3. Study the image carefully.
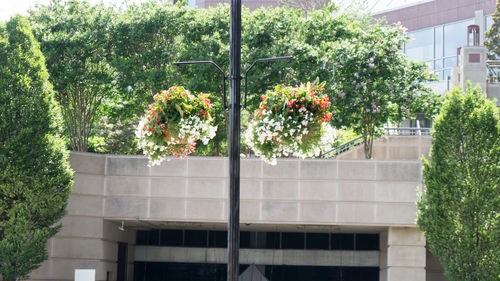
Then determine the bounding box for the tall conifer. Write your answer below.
[0,16,73,281]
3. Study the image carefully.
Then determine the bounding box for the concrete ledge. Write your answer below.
[68,150,424,226]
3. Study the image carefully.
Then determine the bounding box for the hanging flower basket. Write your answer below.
[244,81,336,165]
[136,86,217,166]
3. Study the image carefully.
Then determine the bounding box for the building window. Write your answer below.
[406,28,434,62]
[281,232,305,250]
[444,19,474,57]
[160,229,183,246]
[355,234,380,250]
[136,229,380,252]
[331,233,355,250]
[404,18,476,80]
[485,15,493,32]
[306,233,330,250]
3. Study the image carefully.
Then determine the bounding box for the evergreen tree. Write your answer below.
[417,84,500,281]
[0,16,73,281]
[485,0,500,59]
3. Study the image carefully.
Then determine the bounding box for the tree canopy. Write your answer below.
[485,0,500,60]
[417,84,500,281]
[27,0,439,156]
[328,18,440,158]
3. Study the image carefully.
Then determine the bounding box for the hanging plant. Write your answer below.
[244,81,336,165]
[136,86,217,165]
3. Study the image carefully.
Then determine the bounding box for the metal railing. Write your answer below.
[487,60,500,83]
[321,127,432,158]
[321,136,363,158]
[385,127,431,135]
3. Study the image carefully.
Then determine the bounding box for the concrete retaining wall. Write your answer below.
[27,136,449,281]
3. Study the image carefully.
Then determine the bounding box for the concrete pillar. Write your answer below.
[379,231,388,281]
[458,46,488,91]
[386,227,426,281]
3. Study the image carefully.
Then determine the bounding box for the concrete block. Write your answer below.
[241,179,262,200]
[241,159,262,179]
[187,157,226,178]
[387,267,426,281]
[106,177,149,197]
[29,258,113,281]
[58,216,103,238]
[67,194,103,217]
[340,250,379,267]
[72,174,105,196]
[261,201,299,222]
[149,198,186,219]
[52,237,105,259]
[386,136,419,145]
[263,160,299,179]
[149,158,187,177]
[104,197,148,218]
[338,161,376,180]
[187,178,226,199]
[262,180,298,200]
[241,200,261,221]
[106,156,149,177]
[299,181,337,201]
[185,199,225,220]
[376,203,417,224]
[299,160,337,180]
[380,269,387,281]
[101,240,118,261]
[388,227,426,246]
[299,202,336,223]
[150,178,187,198]
[380,231,388,268]
[375,182,418,202]
[336,202,375,224]
[388,146,419,160]
[376,161,421,181]
[388,245,426,267]
[337,182,375,202]
[69,152,105,175]
[372,146,389,160]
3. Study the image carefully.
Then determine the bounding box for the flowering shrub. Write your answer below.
[244,81,336,164]
[136,86,217,165]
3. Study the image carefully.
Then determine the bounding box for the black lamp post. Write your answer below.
[173,2,292,280]
[227,0,242,280]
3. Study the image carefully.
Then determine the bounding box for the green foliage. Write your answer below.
[0,16,73,281]
[417,84,500,281]
[328,19,440,158]
[27,1,439,157]
[485,1,500,60]
[30,0,118,152]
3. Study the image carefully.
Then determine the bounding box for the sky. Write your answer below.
[0,0,428,22]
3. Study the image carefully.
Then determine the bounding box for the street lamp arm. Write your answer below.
[243,56,293,108]
[173,60,228,108]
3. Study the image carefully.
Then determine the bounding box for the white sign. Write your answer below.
[75,269,95,281]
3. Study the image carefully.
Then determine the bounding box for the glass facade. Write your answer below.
[136,229,380,251]
[403,17,494,80]
[486,15,493,32]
